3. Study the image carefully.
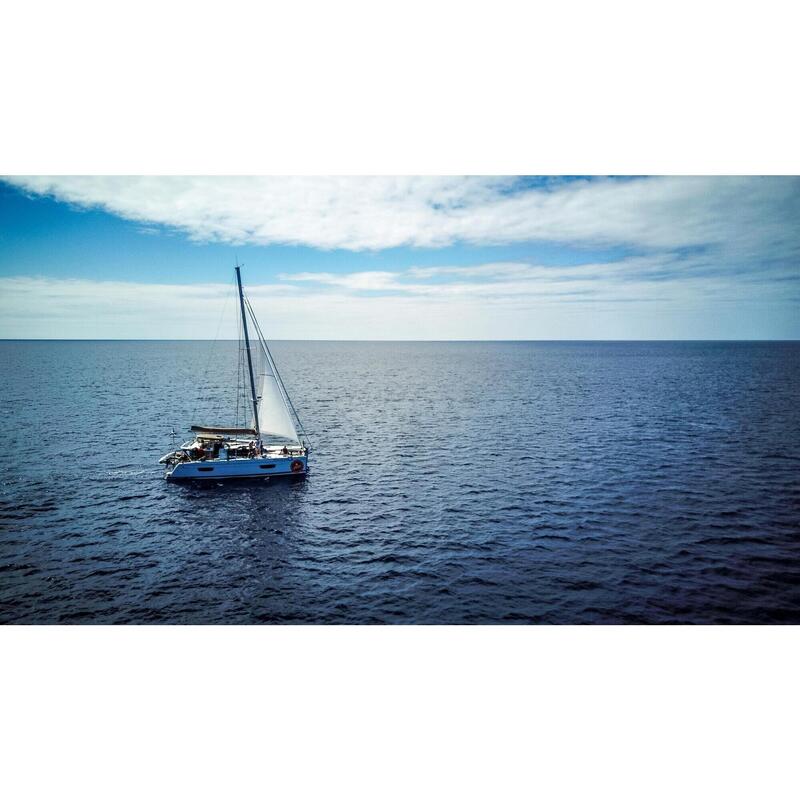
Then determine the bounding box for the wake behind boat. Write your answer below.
[159,264,309,482]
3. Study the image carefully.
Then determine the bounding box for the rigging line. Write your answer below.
[243,293,311,447]
[238,304,248,428]
[187,272,237,431]
[234,302,244,428]
[210,274,240,426]
[235,264,260,440]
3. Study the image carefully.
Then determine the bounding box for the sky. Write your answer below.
[0,175,798,339]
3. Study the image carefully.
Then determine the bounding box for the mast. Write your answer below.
[235,262,260,440]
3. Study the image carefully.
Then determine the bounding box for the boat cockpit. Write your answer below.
[159,434,306,466]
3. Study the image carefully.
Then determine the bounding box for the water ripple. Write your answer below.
[1,340,799,623]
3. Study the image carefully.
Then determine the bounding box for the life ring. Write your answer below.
[290,459,304,473]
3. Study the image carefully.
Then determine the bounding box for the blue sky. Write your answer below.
[0,176,798,339]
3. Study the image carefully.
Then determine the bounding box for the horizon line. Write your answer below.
[2,338,799,344]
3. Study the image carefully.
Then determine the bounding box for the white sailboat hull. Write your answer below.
[165,455,308,482]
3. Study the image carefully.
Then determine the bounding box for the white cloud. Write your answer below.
[2,255,796,340]
[276,252,798,302]
[280,271,401,291]
[5,176,799,262]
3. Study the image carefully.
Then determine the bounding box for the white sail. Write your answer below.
[256,371,300,442]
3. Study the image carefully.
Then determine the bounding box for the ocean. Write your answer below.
[1,340,798,624]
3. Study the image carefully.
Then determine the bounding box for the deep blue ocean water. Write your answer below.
[1,340,799,624]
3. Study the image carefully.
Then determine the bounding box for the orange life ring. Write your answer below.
[290,459,304,473]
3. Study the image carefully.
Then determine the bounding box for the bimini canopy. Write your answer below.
[190,425,257,436]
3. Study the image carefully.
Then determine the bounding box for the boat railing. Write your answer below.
[193,449,306,463]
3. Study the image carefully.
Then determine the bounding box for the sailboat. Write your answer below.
[159,264,309,482]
